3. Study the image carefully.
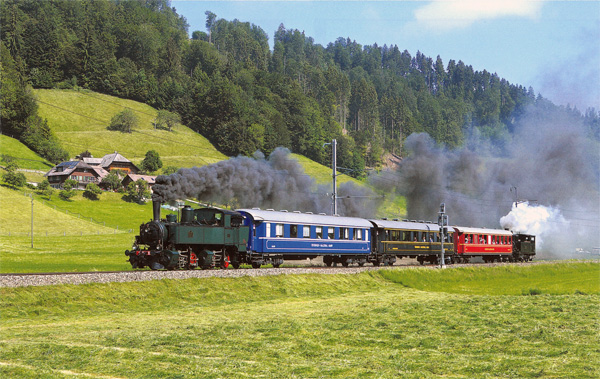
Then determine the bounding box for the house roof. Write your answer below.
[45,160,109,179]
[82,157,102,165]
[100,152,132,167]
[123,174,157,185]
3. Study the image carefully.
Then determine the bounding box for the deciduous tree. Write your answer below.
[140,150,162,173]
[107,109,138,133]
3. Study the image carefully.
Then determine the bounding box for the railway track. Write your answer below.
[0,261,542,288]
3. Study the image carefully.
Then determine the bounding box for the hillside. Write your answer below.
[0,135,53,171]
[33,88,380,194]
[34,89,228,169]
[0,186,120,236]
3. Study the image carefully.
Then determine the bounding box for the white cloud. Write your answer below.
[414,0,545,30]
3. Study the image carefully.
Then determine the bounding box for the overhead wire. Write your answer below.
[36,97,599,223]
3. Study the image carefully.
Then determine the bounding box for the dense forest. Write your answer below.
[2,0,598,172]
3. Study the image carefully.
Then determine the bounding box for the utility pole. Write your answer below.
[323,139,338,215]
[332,139,337,216]
[438,203,448,268]
[510,186,518,207]
[30,194,34,248]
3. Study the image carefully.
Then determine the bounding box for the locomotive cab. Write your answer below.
[513,233,536,261]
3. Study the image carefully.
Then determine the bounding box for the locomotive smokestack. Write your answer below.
[153,199,161,222]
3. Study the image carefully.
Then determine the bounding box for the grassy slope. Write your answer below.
[291,153,359,186]
[0,186,184,273]
[34,89,227,168]
[34,89,406,214]
[0,186,119,236]
[0,135,53,171]
[0,263,598,378]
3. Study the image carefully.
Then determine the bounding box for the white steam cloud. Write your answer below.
[500,202,567,250]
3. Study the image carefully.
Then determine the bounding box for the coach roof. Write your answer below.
[237,209,372,228]
[452,226,512,235]
[369,219,435,231]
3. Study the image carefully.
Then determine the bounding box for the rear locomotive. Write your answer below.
[125,201,250,270]
[512,233,536,262]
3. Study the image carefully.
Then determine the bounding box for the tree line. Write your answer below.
[1,0,598,174]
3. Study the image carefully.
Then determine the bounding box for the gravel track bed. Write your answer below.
[0,261,550,288]
[0,266,389,288]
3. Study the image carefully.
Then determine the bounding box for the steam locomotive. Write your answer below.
[125,200,536,270]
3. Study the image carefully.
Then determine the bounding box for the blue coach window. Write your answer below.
[290,224,298,238]
[302,225,310,238]
[327,227,334,239]
[355,229,363,240]
[316,226,323,239]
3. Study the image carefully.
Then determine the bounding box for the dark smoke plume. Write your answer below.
[370,105,600,257]
[153,147,381,218]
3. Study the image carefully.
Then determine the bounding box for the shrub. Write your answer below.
[59,179,78,201]
[2,162,27,188]
[101,171,122,191]
[83,182,102,200]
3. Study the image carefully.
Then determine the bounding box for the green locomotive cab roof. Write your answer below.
[194,207,245,226]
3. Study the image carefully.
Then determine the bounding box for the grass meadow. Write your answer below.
[34,89,227,168]
[1,262,598,378]
[0,135,53,171]
[0,187,163,273]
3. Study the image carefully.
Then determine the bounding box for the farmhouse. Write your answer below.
[44,160,109,189]
[44,151,141,189]
[98,151,140,174]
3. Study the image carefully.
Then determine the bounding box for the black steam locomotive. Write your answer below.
[125,201,249,270]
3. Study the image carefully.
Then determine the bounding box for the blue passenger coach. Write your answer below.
[237,208,373,268]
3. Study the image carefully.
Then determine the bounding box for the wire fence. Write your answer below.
[1,193,135,237]
[1,229,133,237]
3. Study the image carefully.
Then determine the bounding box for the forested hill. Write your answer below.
[2,0,598,173]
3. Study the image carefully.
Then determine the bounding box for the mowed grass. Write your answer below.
[379,261,600,295]
[0,263,598,378]
[0,135,53,171]
[34,89,227,168]
[0,234,133,272]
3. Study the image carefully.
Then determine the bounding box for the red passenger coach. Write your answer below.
[453,227,513,263]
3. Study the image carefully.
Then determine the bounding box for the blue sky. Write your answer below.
[172,1,600,111]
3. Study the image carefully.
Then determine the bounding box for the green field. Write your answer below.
[0,186,179,273]
[34,89,227,168]
[0,135,53,171]
[0,262,598,378]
